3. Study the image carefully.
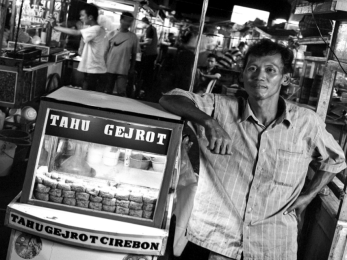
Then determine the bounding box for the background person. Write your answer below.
[159,39,346,260]
[50,4,107,91]
[195,53,221,94]
[238,41,248,56]
[104,12,138,96]
[139,17,158,96]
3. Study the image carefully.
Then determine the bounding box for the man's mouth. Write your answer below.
[253,84,267,89]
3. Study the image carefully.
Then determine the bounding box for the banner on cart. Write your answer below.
[45,109,172,155]
[8,212,164,255]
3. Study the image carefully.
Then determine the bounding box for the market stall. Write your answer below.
[4,87,183,259]
[0,0,70,108]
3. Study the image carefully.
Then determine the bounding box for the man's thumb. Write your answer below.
[284,206,294,215]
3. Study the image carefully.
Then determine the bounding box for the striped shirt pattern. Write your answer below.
[167,89,346,260]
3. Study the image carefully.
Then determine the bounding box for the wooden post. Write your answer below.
[188,0,209,92]
[316,67,336,121]
[0,0,9,48]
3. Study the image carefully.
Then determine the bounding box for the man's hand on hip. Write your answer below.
[284,170,337,222]
[283,194,313,222]
[204,119,233,155]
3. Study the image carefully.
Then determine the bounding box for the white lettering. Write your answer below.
[157,134,166,145]
[50,114,60,126]
[135,130,145,141]
[124,128,134,139]
[115,126,125,137]
[81,120,90,131]
[104,125,114,135]
[145,131,155,143]
[60,116,68,128]
[70,118,80,130]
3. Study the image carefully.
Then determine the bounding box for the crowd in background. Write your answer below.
[1,3,261,102]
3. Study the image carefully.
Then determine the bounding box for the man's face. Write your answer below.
[233,54,242,62]
[120,16,134,30]
[80,10,90,25]
[207,57,216,68]
[243,54,289,101]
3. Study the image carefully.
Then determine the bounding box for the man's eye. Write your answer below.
[266,68,276,73]
[247,67,256,72]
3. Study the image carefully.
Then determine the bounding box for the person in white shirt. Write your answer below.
[104,12,139,96]
[50,4,107,91]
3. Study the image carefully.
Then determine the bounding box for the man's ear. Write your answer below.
[282,73,291,86]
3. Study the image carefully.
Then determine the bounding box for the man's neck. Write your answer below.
[89,21,97,26]
[248,96,280,127]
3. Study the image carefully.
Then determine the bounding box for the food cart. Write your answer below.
[4,87,183,259]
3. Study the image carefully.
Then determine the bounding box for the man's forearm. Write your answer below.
[303,170,336,199]
[140,39,152,46]
[202,74,219,80]
[130,55,136,70]
[159,95,213,127]
[53,26,81,36]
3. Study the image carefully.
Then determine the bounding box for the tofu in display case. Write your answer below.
[20,87,183,228]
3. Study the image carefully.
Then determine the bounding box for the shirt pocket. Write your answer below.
[274,147,306,189]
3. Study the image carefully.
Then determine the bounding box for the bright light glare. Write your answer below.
[87,0,134,12]
[231,6,270,25]
[273,18,287,24]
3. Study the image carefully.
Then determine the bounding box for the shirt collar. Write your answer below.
[241,97,292,128]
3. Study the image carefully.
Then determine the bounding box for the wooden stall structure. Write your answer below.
[294,2,347,259]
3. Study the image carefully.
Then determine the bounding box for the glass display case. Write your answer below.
[19,87,183,229]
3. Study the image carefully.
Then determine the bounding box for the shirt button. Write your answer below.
[247,207,252,213]
[262,149,265,152]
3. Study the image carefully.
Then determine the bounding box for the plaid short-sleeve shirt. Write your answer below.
[166,89,346,260]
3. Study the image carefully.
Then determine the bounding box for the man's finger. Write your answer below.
[220,143,227,155]
[226,143,233,155]
[213,139,222,154]
[208,138,216,151]
[284,205,296,215]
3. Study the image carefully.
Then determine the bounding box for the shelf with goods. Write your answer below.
[317,20,347,121]
[294,0,347,20]
[8,0,69,48]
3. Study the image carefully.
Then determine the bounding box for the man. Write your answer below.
[160,39,346,260]
[104,12,138,96]
[51,4,107,91]
[195,53,221,94]
[238,41,248,56]
[139,17,158,94]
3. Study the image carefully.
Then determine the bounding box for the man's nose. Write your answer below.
[253,68,266,80]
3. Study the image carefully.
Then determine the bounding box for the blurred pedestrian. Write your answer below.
[104,12,138,96]
[139,17,158,95]
[50,4,107,91]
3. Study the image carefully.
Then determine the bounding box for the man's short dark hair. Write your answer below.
[243,39,294,74]
[141,17,150,25]
[207,53,217,60]
[121,12,134,20]
[83,4,99,22]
